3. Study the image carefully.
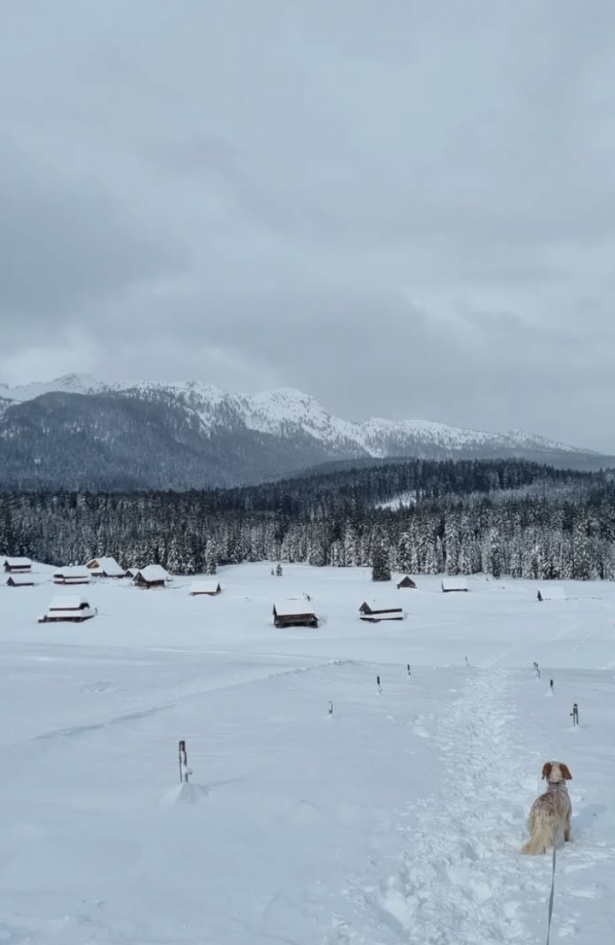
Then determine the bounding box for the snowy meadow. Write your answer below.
[1,564,615,944]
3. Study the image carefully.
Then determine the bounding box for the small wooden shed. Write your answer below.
[537,586,566,602]
[441,577,469,593]
[6,573,35,587]
[3,557,32,574]
[189,580,222,596]
[39,596,96,623]
[53,566,91,586]
[359,601,404,622]
[132,565,169,589]
[86,556,126,578]
[397,576,417,589]
[273,599,318,628]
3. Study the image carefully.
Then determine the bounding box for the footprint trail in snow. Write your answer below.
[325,670,582,944]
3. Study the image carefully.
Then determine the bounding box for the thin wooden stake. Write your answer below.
[178,739,189,783]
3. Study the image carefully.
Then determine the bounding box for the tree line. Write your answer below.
[2,458,615,580]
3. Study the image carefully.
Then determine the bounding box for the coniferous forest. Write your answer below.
[2,458,615,580]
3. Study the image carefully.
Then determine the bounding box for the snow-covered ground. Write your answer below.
[1,564,614,944]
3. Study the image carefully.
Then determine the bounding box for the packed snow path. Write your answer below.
[324,668,607,945]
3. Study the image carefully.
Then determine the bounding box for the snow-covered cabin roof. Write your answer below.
[273,599,316,617]
[53,566,91,580]
[537,585,566,601]
[134,565,169,583]
[3,556,32,569]
[48,595,90,610]
[189,580,221,595]
[441,577,469,591]
[359,600,403,614]
[41,595,95,621]
[6,573,34,586]
[86,556,125,577]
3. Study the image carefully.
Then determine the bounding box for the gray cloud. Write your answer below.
[0,144,183,326]
[1,1,615,451]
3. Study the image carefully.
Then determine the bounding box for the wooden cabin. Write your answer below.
[2,556,32,574]
[359,601,404,622]
[537,586,566,602]
[53,566,91,586]
[189,580,222,596]
[86,556,126,578]
[6,573,35,587]
[132,565,169,589]
[39,596,96,623]
[397,576,417,589]
[441,577,469,593]
[273,599,318,629]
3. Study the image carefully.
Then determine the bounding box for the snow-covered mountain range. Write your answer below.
[0,373,608,491]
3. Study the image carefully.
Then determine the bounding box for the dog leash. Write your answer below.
[545,837,557,945]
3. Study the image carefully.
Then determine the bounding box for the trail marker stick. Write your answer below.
[178,739,190,783]
[376,675,381,693]
[328,700,334,715]
[407,664,411,676]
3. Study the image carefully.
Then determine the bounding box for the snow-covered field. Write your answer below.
[1,564,614,944]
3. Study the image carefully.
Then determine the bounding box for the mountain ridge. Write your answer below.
[0,372,596,454]
[0,374,610,491]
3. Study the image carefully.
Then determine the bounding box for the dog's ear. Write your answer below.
[542,762,552,780]
[560,763,572,780]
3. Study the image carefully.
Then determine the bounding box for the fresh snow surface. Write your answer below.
[1,563,614,944]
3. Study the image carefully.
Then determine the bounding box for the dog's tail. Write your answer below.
[521,817,557,855]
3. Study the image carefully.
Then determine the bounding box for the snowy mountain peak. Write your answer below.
[0,374,596,468]
[1,372,102,402]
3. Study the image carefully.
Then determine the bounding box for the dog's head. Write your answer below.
[542,761,572,783]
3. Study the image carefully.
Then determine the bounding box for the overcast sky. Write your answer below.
[2,2,615,451]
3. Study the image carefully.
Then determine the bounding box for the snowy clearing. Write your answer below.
[1,564,614,944]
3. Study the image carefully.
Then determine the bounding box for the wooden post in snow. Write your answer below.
[178,740,190,783]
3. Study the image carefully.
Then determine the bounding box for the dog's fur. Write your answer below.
[521,761,572,855]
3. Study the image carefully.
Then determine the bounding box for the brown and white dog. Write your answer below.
[521,761,572,855]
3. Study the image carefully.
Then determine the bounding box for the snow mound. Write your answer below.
[159,782,209,807]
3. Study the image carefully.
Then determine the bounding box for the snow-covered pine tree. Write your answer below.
[371,542,391,582]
